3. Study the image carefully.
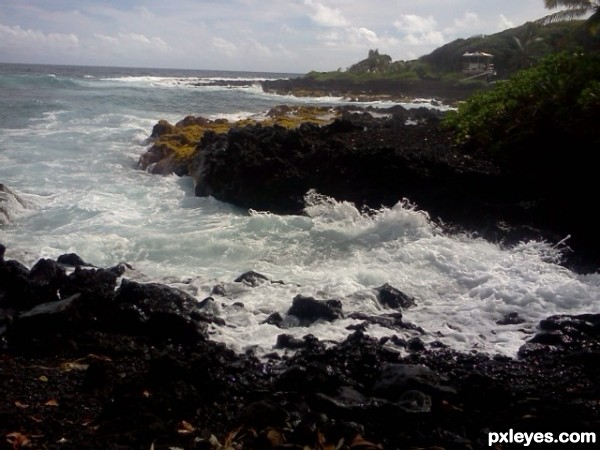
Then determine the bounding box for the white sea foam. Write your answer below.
[197,198,600,357]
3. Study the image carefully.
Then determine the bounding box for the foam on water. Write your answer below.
[194,200,600,357]
[1,63,599,359]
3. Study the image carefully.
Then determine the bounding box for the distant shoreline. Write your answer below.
[259,76,489,106]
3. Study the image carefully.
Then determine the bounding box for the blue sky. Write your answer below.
[0,0,559,73]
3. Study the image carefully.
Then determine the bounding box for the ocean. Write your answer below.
[1,62,599,358]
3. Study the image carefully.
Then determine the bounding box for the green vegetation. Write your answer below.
[303,19,599,85]
[305,60,433,83]
[436,6,600,161]
[442,51,600,155]
[421,20,599,76]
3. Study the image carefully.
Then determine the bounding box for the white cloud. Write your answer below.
[453,11,481,30]
[314,25,398,53]
[94,33,118,45]
[212,37,238,56]
[91,32,169,52]
[393,14,444,47]
[0,23,78,50]
[315,29,340,47]
[498,14,515,31]
[280,23,296,34]
[356,27,377,43]
[123,32,151,45]
[348,27,399,47]
[402,31,445,46]
[133,6,154,19]
[86,32,170,64]
[304,0,349,27]
[394,14,438,34]
[276,43,293,58]
[245,38,272,57]
[0,0,562,72]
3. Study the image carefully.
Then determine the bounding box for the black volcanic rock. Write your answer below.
[375,283,415,309]
[111,279,210,344]
[57,252,91,267]
[2,247,600,449]
[188,109,599,271]
[259,76,481,104]
[190,111,474,216]
[234,270,270,287]
[0,257,65,309]
[287,294,343,325]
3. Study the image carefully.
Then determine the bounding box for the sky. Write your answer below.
[0,0,559,73]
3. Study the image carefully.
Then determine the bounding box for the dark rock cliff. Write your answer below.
[188,108,598,272]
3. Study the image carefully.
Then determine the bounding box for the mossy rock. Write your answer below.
[139,108,342,175]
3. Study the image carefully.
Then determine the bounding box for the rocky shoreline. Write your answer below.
[2,94,599,449]
[140,104,599,273]
[259,77,486,105]
[2,244,600,449]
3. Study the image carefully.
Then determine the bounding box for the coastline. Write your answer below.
[139,102,599,273]
[1,243,599,449]
[258,76,488,106]
[2,73,600,449]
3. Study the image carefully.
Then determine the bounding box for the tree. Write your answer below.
[540,0,600,32]
[348,49,392,73]
[511,23,545,70]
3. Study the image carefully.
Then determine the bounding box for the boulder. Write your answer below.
[0,258,33,308]
[0,257,62,309]
[6,294,82,350]
[521,313,600,355]
[275,333,313,349]
[374,283,415,309]
[150,119,177,138]
[112,279,209,343]
[234,270,269,287]
[60,266,118,303]
[348,311,425,334]
[30,258,66,285]
[57,253,91,267]
[287,294,343,325]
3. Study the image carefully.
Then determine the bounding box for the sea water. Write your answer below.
[1,62,599,357]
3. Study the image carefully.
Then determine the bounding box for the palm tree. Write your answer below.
[539,0,600,32]
[512,23,545,69]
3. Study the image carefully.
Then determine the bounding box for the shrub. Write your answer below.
[443,51,600,156]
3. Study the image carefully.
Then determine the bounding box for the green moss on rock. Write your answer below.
[139,107,342,176]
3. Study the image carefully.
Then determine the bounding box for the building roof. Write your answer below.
[462,51,494,58]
